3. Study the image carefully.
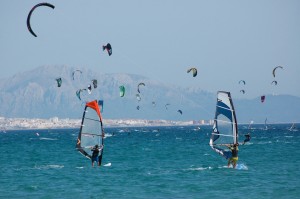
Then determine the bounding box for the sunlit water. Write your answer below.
[1,124,299,199]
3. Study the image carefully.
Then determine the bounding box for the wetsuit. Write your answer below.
[228,145,238,165]
[243,134,251,145]
[91,147,99,163]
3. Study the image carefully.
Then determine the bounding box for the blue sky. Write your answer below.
[1,0,299,99]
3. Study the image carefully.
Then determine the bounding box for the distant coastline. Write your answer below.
[0,117,212,131]
[1,117,297,131]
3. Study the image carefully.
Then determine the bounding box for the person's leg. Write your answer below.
[228,159,231,167]
[233,159,237,169]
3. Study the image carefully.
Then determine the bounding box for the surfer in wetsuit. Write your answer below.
[91,145,100,167]
[243,133,251,145]
[226,143,239,169]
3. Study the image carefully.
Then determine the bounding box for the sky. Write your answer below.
[0,0,299,99]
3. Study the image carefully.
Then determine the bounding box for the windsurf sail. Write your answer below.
[209,91,238,159]
[264,118,268,130]
[248,120,254,129]
[289,123,297,131]
[76,100,104,160]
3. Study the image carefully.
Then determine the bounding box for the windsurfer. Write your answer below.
[243,133,251,145]
[91,144,104,167]
[91,145,100,167]
[226,143,239,169]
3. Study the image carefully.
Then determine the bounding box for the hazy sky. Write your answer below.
[1,0,299,99]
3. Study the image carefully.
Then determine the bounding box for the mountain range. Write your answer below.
[0,65,299,124]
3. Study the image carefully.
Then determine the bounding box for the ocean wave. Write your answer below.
[34,164,64,170]
[39,137,58,141]
[186,166,212,171]
[218,164,248,170]
[257,141,272,145]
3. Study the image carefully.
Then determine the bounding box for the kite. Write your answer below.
[187,67,197,77]
[103,43,112,56]
[27,3,55,37]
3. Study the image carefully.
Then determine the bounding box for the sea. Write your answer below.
[1,124,299,199]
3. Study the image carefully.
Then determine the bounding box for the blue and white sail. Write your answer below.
[76,100,104,159]
[209,91,238,159]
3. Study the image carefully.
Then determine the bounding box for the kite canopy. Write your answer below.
[27,2,55,37]
[55,77,62,87]
[136,94,141,101]
[92,79,98,88]
[137,83,145,93]
[103,43,112,56]
[76,89,86,100]
[165,103,170,110]
[87,85,92,94]
[187,67,197,77]
[271,80,278,85]
[119,86,125,97]
[261,95,266,103]
[272,66,283,78]
[72,69,82,80]
[239,80,246,85]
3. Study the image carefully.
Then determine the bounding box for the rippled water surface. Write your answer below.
[1,124,299,199]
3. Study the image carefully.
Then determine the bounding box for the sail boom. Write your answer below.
[211,133,235,137]
[82,133,102,136]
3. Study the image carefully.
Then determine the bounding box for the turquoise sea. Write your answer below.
[1,124,299,199]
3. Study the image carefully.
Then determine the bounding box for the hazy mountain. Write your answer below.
[0,65,299,123]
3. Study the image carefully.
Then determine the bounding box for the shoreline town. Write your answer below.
[0,117,212,131]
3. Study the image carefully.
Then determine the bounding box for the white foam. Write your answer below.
[39,137,58,141]
[48,165,64,169]
[257,141,272,144]
[220,164,248,170]
[103,162,111,167]
[236,163,248,170]
[187,166,212,171]
[34,164,64,170]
